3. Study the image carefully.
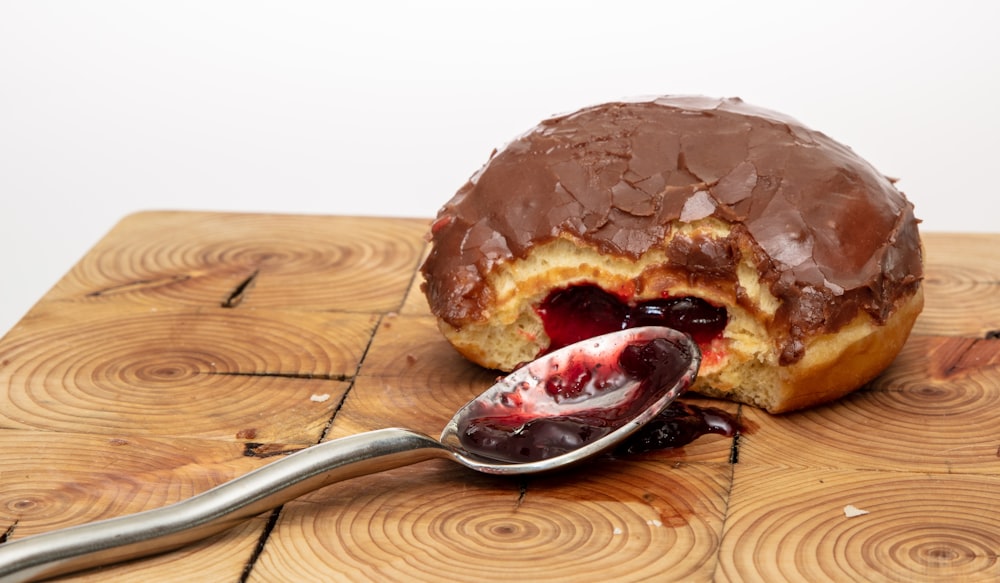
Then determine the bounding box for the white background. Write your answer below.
[2,1,998,337]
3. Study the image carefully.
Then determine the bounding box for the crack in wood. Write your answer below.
[514,480,528,509]
[211,371,352,382]
[940,336,1000,378]
[221,270,259,308]
[0,519,17,543]
[986,330,1000,340]
[242,442,306,458]
[86,274,191,297]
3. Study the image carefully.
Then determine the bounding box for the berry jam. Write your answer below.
[615,402,737,455]
[537,285,727,351]
[458,337,693,463]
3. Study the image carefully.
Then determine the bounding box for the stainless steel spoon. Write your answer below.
[0,326,699,583]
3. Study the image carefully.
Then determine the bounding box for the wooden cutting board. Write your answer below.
[1,211,998,582]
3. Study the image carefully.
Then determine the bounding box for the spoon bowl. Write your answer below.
[441,325,700,472]
[0,326,699,583]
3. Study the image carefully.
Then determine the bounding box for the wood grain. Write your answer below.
[399,245,433,317]
[0,303,367,441]
[0,429,273,581]
[915,232,1000,337]
[0,213,998,582]
[738,336,1000,473]
[719,467,1000,583]
[43,211,429,313]
[251,460,734,583]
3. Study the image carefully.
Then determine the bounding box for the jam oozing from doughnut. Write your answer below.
[458,337,691,463]
[537,285,728,352]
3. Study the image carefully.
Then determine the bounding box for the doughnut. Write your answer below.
[420,96,923,413]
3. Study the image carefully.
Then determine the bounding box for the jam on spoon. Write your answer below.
[457,334,709,463]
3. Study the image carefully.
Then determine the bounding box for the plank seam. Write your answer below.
[515,480,528,510]
[237,313,386,579]
[396,236,431,313]
[238,508,283,583]
[317,313,385,443]
[710,403,743,581]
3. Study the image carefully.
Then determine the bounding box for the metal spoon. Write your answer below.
[0,326,699,582]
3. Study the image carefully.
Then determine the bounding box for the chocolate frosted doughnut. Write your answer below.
[421,96,923,412]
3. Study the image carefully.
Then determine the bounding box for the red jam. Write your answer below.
[615,402,737,455]
[458,338,692,463]
[456,287,738,464]
[537,285,727,352]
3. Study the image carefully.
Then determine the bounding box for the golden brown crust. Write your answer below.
[696,287,923,412]
[431,225,923,413]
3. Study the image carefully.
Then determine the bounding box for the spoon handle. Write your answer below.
[0,428,450,583]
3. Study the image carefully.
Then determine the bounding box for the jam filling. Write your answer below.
[458,337,692,463]
[457,286,739,464]
[536,284,728,352]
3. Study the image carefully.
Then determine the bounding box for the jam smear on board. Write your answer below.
[615,402,737,456]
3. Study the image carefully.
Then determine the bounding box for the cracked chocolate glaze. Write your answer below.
[421,96,923,364]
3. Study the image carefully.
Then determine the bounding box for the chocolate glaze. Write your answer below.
[421,96,923,364]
